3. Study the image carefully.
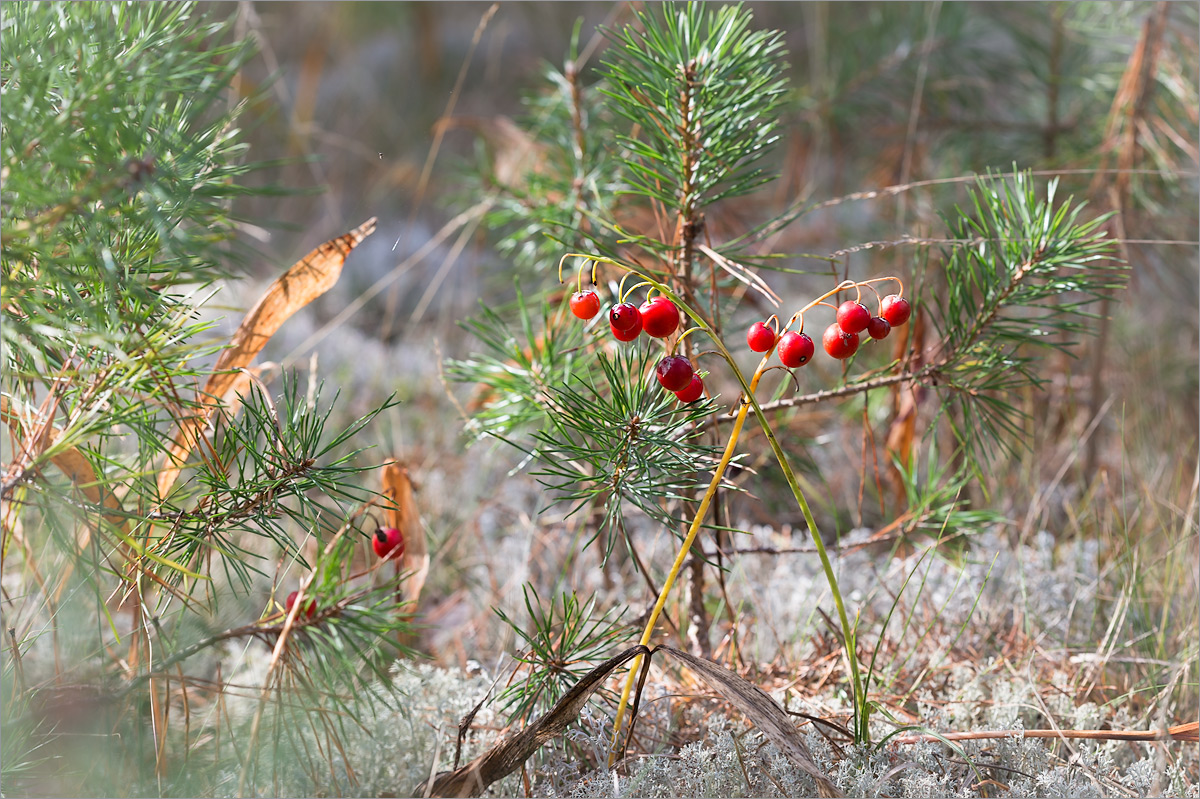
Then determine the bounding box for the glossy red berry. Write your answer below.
[569,289,601,320]
[836,301,871,335]
[823,323,860,359]
[746,322,776,353]
[674,374,704,403]
[777,331,814,368]
[655,355,694,392]
[866,316,891,340]
[880,295,912,327]
[609,303,642,341]
[373,526,404,560]
[285,590,316,618]
[638,296,680,338]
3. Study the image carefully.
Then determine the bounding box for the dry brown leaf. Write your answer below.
[382,460,429,604]
[885,312,926,506]
[660,646,842,798]
[156,218,377,498]
[417,646,647,798]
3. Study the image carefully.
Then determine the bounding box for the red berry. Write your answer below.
[285,591,316,618]
[373,526,404,560]
[746,322,776,353]
[655,355,693,392]
[880,295,912,327]
[777,331,814,368]
[836,301,871,335]
[673,374,704,403]
[609,303,642,339]
[610,318,642,341]
[823,323,860,359]
[866,316,891,340]
[569,289,601,320]
[638,296,680,338]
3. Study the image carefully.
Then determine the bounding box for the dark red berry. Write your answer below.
[777,331,814,368]
[880,295,912,327]
[610,317,642,341]
[638,296,680,338]
[866,316,891,340]
[836,301,871,335]
[373,526,404,560]
[655,355,693,392]
[746,322,776,353]
[285,590,316,618]
[609,302,642,337]
[823,323,860,359]
[674,375,704,403]
[569,289,601,320]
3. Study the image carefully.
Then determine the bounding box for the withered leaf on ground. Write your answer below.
[156,218,377,498]
[416,645,647,798]
[660,646,843,798]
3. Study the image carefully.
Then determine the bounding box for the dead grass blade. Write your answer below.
[382,460,429,604]
[696,243,782,308]
[417,645,647,798]
[659,645,842,798]
[156,218,377,498]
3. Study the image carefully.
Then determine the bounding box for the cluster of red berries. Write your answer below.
[281,526,404,622]
[745,294,912,366]
[570,288,705,404]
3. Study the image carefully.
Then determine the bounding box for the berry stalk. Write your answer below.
[561,254,867,756]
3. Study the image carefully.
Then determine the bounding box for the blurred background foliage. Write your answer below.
[2,1,1197,795]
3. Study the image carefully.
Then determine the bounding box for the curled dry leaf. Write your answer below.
[382,459,429,604]
[156,218,377,498]
[659,646,842,798]
[417,646,647,798]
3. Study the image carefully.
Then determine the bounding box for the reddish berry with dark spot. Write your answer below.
[373,526,404,560]
[823,323,860,359]
[777,331,814,368]
[655,355,694,392]
[638,296,680,338]
[569,289,601,320]
[746,322,776,353]
[674,374,705,403]
[285,591,316,619]
[609,303,642,340]
[866,316,891,340]
[880,295,912,327]
[836,301,871,335]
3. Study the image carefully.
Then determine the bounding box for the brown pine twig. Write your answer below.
[893,720,1199,745]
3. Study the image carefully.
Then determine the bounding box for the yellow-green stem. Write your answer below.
[608,361,766,760]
